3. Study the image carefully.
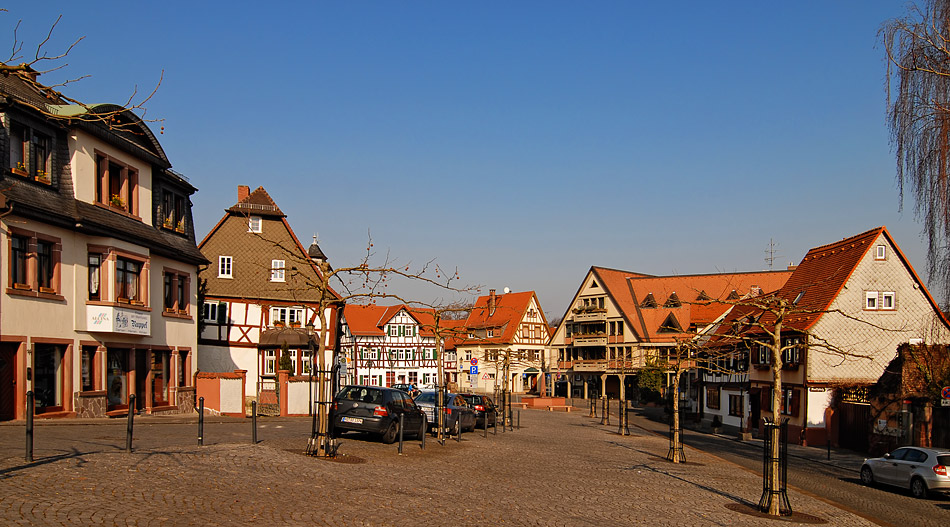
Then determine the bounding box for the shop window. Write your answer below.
[107,349,128,407]
[33,344,64,411]
[81,346,98,392]
[151,352,170,406]
[95,153,138,215]
[178,350,190,387]
[706,386,720,410]
[728,394,743,417]
[115,257,144,304]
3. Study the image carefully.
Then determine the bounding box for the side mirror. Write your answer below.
[883,453,892,459]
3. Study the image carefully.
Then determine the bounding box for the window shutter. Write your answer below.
[217,302,228,324]
[760,388,771,411]
[790,389,801,417]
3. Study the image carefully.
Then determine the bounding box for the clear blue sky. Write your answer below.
[8,2,929,318]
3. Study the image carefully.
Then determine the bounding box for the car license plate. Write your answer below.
[341,417,363,424]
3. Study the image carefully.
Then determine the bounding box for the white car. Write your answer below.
[860,447,950,499]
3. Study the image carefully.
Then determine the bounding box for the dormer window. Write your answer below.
[161,190,187,233]
[95,153,138,216]
[8,122,52,185]
[249,216,262,233]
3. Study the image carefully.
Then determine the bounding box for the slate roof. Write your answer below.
[199,186,339,303]
[0,69,205,265]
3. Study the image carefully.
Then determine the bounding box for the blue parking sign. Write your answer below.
[470,366,478,375]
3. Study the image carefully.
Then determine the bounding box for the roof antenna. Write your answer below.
[765,238,779,270]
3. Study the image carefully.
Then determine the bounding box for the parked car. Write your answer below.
[414,391,477,433]
[860,446,950,498]
[330,385,427,444]
[460,393,497,428]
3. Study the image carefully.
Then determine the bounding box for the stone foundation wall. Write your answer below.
[74,391,107,418]
[177,386,196,414]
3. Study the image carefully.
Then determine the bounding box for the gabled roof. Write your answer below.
[463,290,541,345]
[343,304,439,338]
[227,186,285,218]
[776,226,948,332]
[712,226,950,340]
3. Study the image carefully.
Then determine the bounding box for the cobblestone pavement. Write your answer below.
[0,410,882,526]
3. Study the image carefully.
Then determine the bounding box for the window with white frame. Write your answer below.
[875,245,886,260]
[271,306,304,325]
[866,291,879,310]
[882,291,896,310]
[264,350,276,375]
[248,216,262,233]
[270,259,285,282]
[288,349,298,375]
[423,373,432,385]
[218,256,233,278]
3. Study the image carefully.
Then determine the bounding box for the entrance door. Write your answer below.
[0,344,17,421]
[135,349,148,411]
[750,388,761,432]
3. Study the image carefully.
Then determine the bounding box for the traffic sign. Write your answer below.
[470,366,478,375]
[942,386,950,399]
[471,358,478,366]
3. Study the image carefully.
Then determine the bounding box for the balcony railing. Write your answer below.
[571,333,607,346]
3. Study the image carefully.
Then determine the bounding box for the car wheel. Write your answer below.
[381,421,399,444]
[859,466,875,486]
[910,477,929,499]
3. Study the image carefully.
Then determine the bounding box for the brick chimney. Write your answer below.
[237,185,250,202]
[489,289,496,316]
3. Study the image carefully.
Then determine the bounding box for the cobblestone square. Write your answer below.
[0,410,875,526]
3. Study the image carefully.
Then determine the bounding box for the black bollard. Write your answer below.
[25,391,33,462]
[126,394,135,453]
[483,413,488,438]
[421,420,426,450]
[493,411,497,435]
[517,410,520,430]
[827,439,831,461]
[198,397,205,446]
[251,401,258,444]
[398,413,405,454]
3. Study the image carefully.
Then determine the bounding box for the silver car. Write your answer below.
[860,447,950,498]
[413,391,476,434]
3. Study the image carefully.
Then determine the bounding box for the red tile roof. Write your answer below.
[463,290,540,345]
[343,304,443,338]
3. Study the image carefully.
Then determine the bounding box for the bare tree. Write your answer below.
[254,230,478,456]
[881,0,950,304]
[1,11,162,128]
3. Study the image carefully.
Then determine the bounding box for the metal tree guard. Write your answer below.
[758,418,791,516]
[666,406,686,462]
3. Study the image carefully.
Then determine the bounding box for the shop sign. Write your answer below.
[87,305,151,336]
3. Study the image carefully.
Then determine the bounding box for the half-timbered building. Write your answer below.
[456,289,550,395]
[197,185,341,409]
[339,304,445,388]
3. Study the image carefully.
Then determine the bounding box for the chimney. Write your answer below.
[489,289,496,316]
[237,185,250,202]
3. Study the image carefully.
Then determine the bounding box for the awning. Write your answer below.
[258,327,312,349]
[523,367,540,373]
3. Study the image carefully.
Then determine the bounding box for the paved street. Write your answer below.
[596,402,950,527]
[0,408,886,527]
